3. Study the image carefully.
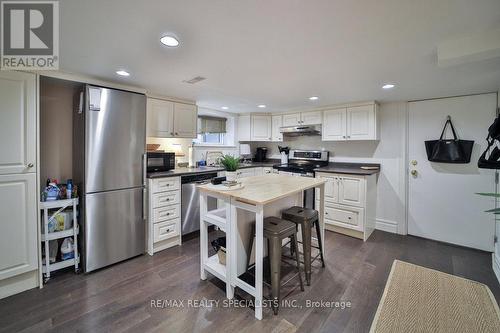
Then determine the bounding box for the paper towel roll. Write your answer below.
[188,147,195,168]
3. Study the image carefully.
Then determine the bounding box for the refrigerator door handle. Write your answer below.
[142,153,147,221]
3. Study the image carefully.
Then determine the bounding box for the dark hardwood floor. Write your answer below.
[1,230,499,333]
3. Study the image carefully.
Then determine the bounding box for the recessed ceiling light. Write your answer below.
[160,35,180,47]
[257,104,266,108]
[382,84,395,89]
[116,70,130,76]
[309,96,319,101]
[221,106,229,110]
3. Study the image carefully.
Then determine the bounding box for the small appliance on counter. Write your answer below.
[254,147,268,162]
[278,146,290,164]
[146,152,175,173]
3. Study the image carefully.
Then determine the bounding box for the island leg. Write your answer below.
[254,204,264,320]
[318,184,326,260]
[200,192,208,280]
[226,199,236,299]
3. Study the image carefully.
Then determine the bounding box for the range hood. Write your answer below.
[280,124,321,136]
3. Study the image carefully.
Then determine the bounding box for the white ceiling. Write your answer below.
[60,0,500,113]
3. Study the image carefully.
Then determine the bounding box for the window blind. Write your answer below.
[198,116,227,133]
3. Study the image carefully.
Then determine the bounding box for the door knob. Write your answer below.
[410,170,418,177]
[411,160,418,166]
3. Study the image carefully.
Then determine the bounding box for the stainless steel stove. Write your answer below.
[273,150,329,207]
[273,150,329,176]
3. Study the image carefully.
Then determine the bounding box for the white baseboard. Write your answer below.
[375,218,398,234]
[493,253,500,285]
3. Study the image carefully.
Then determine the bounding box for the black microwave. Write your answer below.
[146,152,175,173]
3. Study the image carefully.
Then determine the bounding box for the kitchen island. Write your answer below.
[198,174,326,319]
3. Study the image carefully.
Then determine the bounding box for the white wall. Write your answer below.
[250,102,407,234]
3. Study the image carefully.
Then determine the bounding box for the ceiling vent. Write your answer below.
[183,76,206,84]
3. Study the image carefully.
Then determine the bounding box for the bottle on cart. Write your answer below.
[66,179,73,199]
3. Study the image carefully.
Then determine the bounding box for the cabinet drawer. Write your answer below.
[153,204,180,223]
[153,219,179,242]
[152,191,180,208]
[152,177,180,193]
[324,204,364,231]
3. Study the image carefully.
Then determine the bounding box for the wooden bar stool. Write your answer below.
[282,206,325,285]
[247,216,304,315]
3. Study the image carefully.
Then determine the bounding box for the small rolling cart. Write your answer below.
[39,198,80,283]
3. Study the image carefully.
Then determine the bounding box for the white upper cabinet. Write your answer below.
[322,108,347,141]
[251,115,272,141]
[237,115,251,141]
[147,98,174,137]
[0,71,36,175]
[282,113,301,126]
[323,103,378,141]
[271,115,283,142]
[301,111,322,125]
[146,98,198,138]
[173,103,197,138]
[346,104,377,140]
[282,111,322,126]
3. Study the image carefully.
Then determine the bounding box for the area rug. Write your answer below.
[370,260,500,333]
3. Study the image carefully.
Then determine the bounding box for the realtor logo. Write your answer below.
[1,1,59,70]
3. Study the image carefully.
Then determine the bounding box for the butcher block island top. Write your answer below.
[198,174,326,205]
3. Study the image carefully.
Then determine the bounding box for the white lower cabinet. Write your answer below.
[0,174,37,281]
[147,177,181,255]
[316,172,376,241]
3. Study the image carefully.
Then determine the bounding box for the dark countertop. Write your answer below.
[314,162,381,175]
[147,160,280,178]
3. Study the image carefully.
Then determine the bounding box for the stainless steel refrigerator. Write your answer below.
[74,85,146,272]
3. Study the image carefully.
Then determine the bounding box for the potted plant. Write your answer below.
[219,154,240,181]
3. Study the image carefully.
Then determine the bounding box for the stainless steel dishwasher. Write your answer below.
[181,172,218,235]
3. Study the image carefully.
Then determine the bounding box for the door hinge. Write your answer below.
[495,235,498,244]
[496,172,499,185]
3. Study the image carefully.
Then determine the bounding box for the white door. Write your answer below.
[322,108,346,141]
[282,113,301,126]
[147,98,174,137]
[301,111,322,125]
[0,173,37,280]
[408,94,497,251]
[271,115,283,142]
[0,71,36,175]
[173,103,197,138]
[251,115,272,141]
[346,105,375,140]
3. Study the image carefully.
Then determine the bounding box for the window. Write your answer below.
[196,115,227,145]
[199,132,225,144]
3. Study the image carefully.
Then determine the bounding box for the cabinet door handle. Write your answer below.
[170,132,174,136]
[175,132,179,136]
[27,163,34,168]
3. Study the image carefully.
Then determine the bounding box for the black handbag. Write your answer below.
[425,117,474,163]
[478,114,500,169]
